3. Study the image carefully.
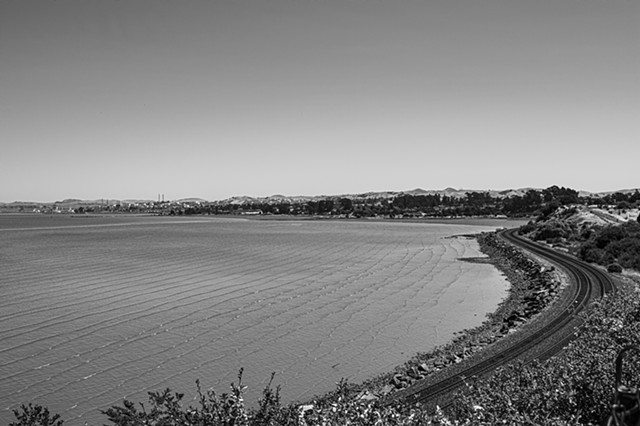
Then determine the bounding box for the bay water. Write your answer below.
[0,215,515,425]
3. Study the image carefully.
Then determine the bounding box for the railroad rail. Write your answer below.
[387,228,617,408]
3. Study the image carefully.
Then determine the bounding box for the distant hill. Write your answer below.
[3,187,639,206]
[215,187,565,206]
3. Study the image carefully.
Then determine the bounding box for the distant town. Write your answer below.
[2,186,639,219]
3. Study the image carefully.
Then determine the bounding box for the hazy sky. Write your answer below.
[1,0,638,202]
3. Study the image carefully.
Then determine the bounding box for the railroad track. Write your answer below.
[387,228,617,408]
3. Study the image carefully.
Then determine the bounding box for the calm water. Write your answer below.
[0,215,516,425]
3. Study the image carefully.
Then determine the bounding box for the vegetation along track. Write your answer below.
[388,227,617,408]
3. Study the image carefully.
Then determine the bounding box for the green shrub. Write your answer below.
[532,219,575,242]
[101,368,300,426]
[607,263,623,273]
[573,222,640,272]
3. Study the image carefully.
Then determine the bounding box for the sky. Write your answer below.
[1,0,638,202]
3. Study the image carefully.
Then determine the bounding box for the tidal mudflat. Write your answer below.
[1,215,518,425]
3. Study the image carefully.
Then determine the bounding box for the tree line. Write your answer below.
[168,186,640,218]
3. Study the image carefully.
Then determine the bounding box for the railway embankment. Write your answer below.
[368,230,570,398]
[381,226,619,415]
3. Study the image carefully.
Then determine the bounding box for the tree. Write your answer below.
[542,186,580,205]
[337,198,353,214]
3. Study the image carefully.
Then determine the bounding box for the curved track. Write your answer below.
[388,228,617,407]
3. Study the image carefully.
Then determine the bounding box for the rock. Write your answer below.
[380,384,395,395]
[408,366,423,379]
[299,404,314,415]
[357,391,378,401]
[392,374,407,388]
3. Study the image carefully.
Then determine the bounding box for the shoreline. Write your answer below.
[307,228,570,404]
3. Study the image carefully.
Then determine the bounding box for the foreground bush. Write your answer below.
[10,404,64,426]
[98,374,463,425]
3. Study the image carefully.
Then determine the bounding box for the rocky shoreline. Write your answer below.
[349,230,568,401]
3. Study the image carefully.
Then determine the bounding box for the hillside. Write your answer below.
[520,204,640,274]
